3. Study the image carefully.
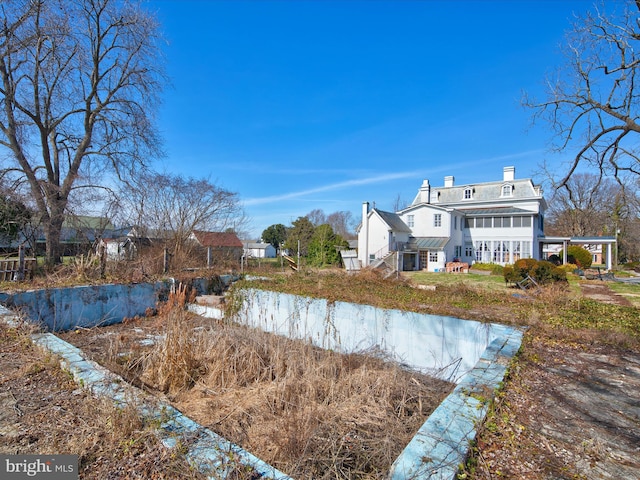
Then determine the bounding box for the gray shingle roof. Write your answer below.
[374,209,411,233]
[412,179,541,206]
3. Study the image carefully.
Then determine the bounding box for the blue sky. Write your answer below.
[147,0,591,239]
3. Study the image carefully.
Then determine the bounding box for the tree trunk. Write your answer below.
[44,207,65,266]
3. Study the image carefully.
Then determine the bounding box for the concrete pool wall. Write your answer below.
[225,288,519,384]
[1,281,524,479]
[0,282,169,331]
[0,275,237,332]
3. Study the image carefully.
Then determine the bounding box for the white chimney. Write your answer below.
[419,179,431,203]
[503,166,515,182]
[361,202,370,265]
[444,176,454,188]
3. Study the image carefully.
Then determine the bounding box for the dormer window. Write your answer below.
[463,188,473,200]
[501,184,513,197]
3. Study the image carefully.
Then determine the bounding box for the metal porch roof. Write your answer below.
[407,237,450,250]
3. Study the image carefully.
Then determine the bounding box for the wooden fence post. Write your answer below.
[163,248,170,273]
[16,245,25,281]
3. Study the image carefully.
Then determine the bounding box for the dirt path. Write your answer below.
[472,338,640,479]
[580,281,632,306]
[468,281,640,479]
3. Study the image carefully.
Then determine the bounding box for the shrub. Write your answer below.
[560,245,593,268]
[558,263,580,274]
[470,262,494,271]
[471,262,504,275]
[502,265,517,284]
[535,261,567,284]
[503,259,567,286]
[547,254,562,266]
[623,261,640,272]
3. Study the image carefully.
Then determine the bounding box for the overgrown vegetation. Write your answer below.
[68,284,453,479]
[236,269,639,344]
[6,265,640,478]
[0,322,205,479]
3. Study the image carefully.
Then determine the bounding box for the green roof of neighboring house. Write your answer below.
[62,215,115,230]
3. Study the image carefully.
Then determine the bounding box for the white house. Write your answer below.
[357,166,547,272]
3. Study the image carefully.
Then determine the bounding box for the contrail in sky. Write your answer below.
[243,171,417,206]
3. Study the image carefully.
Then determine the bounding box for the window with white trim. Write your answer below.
[464,188,473,200]
[434,213,442,227]
[513,216,532,228]
[493,216,511,227]
[465,243,474,257]
[475,241,491,263]
[429,251,438,262]
[407,215,414,228]
[493,241,510,263]
[513,241,521,261]
[501,184,513,197]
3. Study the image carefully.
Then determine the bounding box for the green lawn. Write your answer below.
[402,271,508,291]
[608,280,640,307]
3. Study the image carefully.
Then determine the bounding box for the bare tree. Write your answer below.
[0,0,165,265]
[392,193,409,212]
[326,210,356,239]
[525,0,640,188]
[117,172,245,258]
[545,172,640,262]
[545,173,621,236]
[305,209,327,226]
[304,208,356,239]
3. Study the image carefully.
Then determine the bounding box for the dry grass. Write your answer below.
[71,285,453,479]
[0,321,205,479]
[174,330,448,478]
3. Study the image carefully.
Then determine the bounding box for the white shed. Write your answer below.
[244,242,276,259]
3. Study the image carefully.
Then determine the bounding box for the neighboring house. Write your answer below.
[543,237,617,267]
[357,166,547,272]
[33,215,118,255]
[190,230,243,265]
[0,233,21,251]
[243,242,276,259]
